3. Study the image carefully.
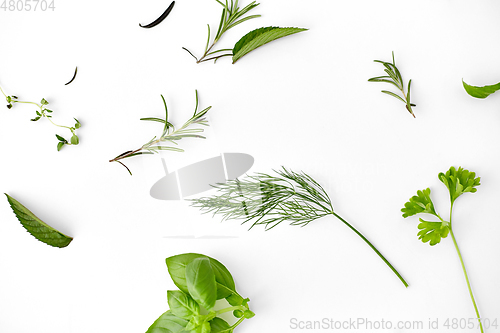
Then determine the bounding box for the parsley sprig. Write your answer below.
[402,166,483,333]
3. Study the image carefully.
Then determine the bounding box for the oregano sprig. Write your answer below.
[369,52,416,118]
[109,90,211,175]
[1,84,81,151]
[402,166,484,332]
[191,167,409,288]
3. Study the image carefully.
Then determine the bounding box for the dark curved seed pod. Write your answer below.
[139,1,175,28]
[65,67,78,85]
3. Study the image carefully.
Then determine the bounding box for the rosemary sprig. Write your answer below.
[191,167,409,287]
[368,52,416,118]
[183,0,261,64]
[1,84,81,151]
[109,90,211,175]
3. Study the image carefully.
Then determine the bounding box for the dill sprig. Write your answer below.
[183,0,261,64]
[368,51,416,118]
[191,167,409,287]
[109,90,211,175]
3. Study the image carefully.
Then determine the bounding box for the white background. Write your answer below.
[1,0,500,332]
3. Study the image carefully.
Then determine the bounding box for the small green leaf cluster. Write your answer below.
[110,91,211,175]
[1,86,81,151]
[368,52,416,118]
[401,166,480,246]
[183,0,307,64]
[147,253,254,333]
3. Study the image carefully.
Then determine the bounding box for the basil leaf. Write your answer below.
[186,258,217,310]
[166,253,235,299]
[167,290,200,320]
[5,194,73,248]
[210,317,232,333]
[146,310,189,333]
[463,79,500,99]
[232,26,307,63]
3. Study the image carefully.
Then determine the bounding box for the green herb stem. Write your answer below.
[331,211,409,288]
[216,305,246,315]
[449,204,483,333]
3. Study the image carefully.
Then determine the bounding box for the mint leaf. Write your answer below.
[232,26,307,64]
[401,188,437,218]
[4,194,73,248]
[463,79,500,99]
[438,166,480,204]
[417,218,449,246]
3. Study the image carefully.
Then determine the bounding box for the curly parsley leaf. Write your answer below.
[438,166,480,204]
[4,193,73,248]
[417,218,449,246]
[401,188,437,218]
[463,79,500,99]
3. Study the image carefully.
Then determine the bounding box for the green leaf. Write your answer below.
[210,317,232,333]
[74,118,81,129]
[186,258,217,310]
[232,27,308,64]
[417,218,449,246]
[401,188,437,218]
[463,79,500,99]
[45,109,53,113]
[55,134,67,143]
[30,116,41,122]
[70,135,79,145]
[146,310,189,333]
[4,194,73,248]
[166,253,236,299]
[57,141,65,151]
[438,166,480,204]
[167,290,200,320]
[141,117,166,123]
[40,98,49,105]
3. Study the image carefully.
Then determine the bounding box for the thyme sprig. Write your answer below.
[109,90,211,175]
[369,52,416,118]
[183,0,261,64]
[1,84,81,151]
[191,167,409,287]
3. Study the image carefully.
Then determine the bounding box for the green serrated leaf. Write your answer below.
[4,194,73,248]
[463,79,500,99]
[232,26,307,64]
[417,218,449,246]
[401,188,437,218]
[438,166,480,204]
